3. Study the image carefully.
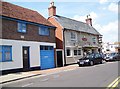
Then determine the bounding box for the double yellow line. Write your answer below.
[107,76,120,89]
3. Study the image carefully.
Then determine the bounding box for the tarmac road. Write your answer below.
[2,61,119,87]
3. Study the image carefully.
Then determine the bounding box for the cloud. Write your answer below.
[108,3,118,13]
[99,0,108,4]
[72,12,98,24]
[73,15,86,22]
[94,20,118,43]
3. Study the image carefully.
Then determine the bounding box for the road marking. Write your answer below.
[22,83,33,87]
[112,79,120,88]
[107,76,120,89]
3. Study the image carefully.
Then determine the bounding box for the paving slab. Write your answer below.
[0,64,78,84]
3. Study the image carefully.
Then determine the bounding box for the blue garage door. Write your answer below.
[40,46,55,70]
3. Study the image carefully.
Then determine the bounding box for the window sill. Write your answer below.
[73,55,81,57]
[39,35,50,37]
[0,60,13,62]
[66,56,72,58]
[71,39,77,41]
[17,31,26,33]
[66,55,82,58]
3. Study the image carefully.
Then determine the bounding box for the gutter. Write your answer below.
[63,29,66,66]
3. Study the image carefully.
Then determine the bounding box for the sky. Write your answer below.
[4,0,119,43]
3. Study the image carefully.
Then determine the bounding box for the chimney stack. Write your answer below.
[85,15,92,26]
[48,1,56,17]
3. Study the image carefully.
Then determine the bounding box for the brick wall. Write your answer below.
[48,17,63,49]
[1,18,56,43]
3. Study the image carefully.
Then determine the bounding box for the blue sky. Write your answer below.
[4,0,119,43]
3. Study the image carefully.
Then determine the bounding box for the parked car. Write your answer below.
[104,53,110,59]
[100,52,106,60]
[77,53,104,66]
[105,52,120,62]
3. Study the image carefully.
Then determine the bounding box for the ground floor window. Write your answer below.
[78,49,81,55]
[66,48,71,56]
[0,45,12,62]
[74,50,77,55]
[74,48,81,56]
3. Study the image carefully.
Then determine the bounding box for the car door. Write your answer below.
[94,54,98,64]
[95,53,100,63]
[116,53,120,60]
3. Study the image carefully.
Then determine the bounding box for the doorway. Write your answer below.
[57,51,63,67]
[23,47,30,71]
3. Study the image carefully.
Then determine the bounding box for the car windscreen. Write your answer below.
[86,54,94,58]
[109,53,116,56]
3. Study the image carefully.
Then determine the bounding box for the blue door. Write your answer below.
[40,46,55,70]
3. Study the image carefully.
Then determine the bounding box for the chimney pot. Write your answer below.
[48,1,56,17]
[86,15,92,26]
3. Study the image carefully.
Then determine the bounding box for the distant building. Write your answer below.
[114,42,120,53]
[102,42,119,54]
[48,2,102,66]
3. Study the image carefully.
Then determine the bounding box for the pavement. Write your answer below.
[0,64,78,84]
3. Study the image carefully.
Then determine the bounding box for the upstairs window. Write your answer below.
[0,46,12,62]
[18,22,26,33]
[39,26,50,36]
[71,32,77,41]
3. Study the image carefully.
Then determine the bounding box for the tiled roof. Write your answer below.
[54,15,101,35]
[1,1,55,27]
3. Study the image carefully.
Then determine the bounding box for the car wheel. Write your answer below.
[100,60,104,64]
[90,61,94,66]
[78,64,81,67]
[105,60,108,62]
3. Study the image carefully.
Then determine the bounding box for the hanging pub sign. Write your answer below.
[82,38,87,41]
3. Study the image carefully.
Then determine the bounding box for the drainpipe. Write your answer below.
[63,29,66,66]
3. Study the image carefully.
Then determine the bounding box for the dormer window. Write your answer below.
[18,22,26,33]
[39,26,50,36]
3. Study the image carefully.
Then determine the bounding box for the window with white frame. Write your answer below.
[18,22,26,33]
[74,48,81,56]
[0,46,12,62]
[66,48,71,56]
[78,49,81,55]
[71,32,77,41]
[39,26,50,36]
[74,50,77,55]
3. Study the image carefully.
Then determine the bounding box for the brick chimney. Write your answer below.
[48,1,56,17]
[85,15,92,26]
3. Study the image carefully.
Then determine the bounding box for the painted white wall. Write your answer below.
[0,39,56,71]
[64,30,99,64]
[102,43,118,53]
